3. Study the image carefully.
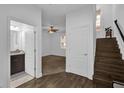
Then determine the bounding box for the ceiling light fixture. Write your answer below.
[48,26,58,34]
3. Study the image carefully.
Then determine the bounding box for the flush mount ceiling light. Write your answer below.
[48,25,58,34]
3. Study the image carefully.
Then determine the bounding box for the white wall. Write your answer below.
[0,5,42,87]
[113,4,124,59]
[51,32,65,56]
[42,31,51,56]
[66,5,96,79]
[96,4,114,38]
[42,31,66,57]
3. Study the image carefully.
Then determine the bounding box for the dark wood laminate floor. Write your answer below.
[42,55,65,76]
[18,72,94,88]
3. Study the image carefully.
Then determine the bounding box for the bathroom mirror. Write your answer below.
[10,20,25,52]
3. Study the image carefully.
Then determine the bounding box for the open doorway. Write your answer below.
[9,19,36,87]
[42,27,66,76]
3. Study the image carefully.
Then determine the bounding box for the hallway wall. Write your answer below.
[96,4,114,38]
[42,31,65,57]
[51,32,65,56]
[114,5,124,37]
[113,4,124,59]
[42,31,51,56]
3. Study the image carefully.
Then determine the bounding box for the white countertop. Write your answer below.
[10,51,25,56]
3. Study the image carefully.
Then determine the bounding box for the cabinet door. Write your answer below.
[11,56,17,75]
[15,55,25,73]
[11,54,25,75]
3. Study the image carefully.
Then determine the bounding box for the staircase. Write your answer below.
[94,38,124,88]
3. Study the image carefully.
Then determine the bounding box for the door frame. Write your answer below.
[7,16,37,87]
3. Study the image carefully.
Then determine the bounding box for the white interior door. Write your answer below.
[66,7,93,78]
[25,30,35,77]
[67,25,89,77]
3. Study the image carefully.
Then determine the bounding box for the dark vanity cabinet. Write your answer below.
[11,54,25,75]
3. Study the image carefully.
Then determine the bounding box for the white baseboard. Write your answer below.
[36,73,42,78]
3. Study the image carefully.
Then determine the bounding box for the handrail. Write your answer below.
[114,19,124,42]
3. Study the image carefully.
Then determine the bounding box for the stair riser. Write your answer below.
[95,70,124,78]
[97,39,117,42]
[111,76,124,82]
[96,49,120,52]
[95,57,122,62]
[95,63,124,69]
[93,79,113,88]
[95,60,123,66]
[96,49,119,52]
[93,76,111,83]
[97,42,117,43]
[95,59,122,63]
[96,54,122,58]
[97,44,118,48]
[95,67,124,74]
[95,66,124,73]
[94,72,124,83]
[97,41,117,44]
[96,49,120,53]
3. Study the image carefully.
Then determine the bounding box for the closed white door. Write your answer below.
[67,25,89,77]
[25,29,35,77]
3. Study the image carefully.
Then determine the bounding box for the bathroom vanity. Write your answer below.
[11,51,25,75]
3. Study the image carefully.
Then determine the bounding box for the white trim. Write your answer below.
[36,73,42,78]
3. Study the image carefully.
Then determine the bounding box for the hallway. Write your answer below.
[42,55,65,76]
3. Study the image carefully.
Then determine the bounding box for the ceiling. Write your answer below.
[35,4,87,31]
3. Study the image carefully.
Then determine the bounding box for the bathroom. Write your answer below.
[10,20,36,87]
